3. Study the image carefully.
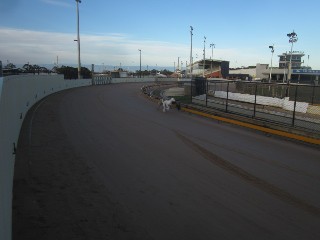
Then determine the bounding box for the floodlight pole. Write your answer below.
[269,44,274,83]
[210,43,215,59]
[210,43,215,74]
[203,36,206,77]
[190,26,193,78]
[75,0,81,79]
[138,49,141,78]
[287,30,298,83]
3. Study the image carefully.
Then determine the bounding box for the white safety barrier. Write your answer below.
[92,76,180,85]
[0,75,91,240]
[212,91,309,113]
[110,77,179,84]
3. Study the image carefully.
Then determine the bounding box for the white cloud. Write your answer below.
[40,0,73,8]
[0,27,251,69]
[0,27,191,66]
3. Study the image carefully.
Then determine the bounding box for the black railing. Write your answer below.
[190,80,320,134]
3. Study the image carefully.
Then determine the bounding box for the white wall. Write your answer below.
[229,67,258,77]
[0,75,178,240]
[110,77,179,83]
[210,91,309,113]
[0,75,91,240]
[92,76,179,85]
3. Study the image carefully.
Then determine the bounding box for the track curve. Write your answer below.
[13,84,320,240]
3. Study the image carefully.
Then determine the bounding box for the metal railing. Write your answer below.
[190,79,320,134]
[92,75,112,85]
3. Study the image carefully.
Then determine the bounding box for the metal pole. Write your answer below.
[288,41,294,83]
[76,0,81,79]
[190,79,193,103]
[206,80,208,107]
[292,85,298,126]
[91,64,94,85]
[283,55,286,83]
[253,83,258,117]
[210,43,215,59]
[269,44,274,83]
[226,82,229,113]
[210,44,215,75]
[203,36,206,77]
[311,85,315,105]
[138,49,141,78]
[186,61,187,79]
[190,26,193,79]
[287,31,298,83]
[0,60,2,77]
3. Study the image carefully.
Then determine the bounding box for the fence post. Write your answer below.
[91,64,94,85]
[292,85,298,127]
[0,60,2,77]
[190,79,193,103]
[311,85,315,105]
[226,82,229,113]
[253,82,258,118]
[206,80,208,107]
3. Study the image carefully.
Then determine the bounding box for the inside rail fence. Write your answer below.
[190,78,320,134]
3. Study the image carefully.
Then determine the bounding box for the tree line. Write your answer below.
[109,68,174,77]
[2,62,174,78]
[2,62,92,79]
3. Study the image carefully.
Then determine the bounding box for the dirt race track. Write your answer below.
[13,83,320,240]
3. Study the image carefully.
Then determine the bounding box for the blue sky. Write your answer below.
[1,0,320,70]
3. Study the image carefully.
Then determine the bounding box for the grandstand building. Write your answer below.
[229,51,319,84]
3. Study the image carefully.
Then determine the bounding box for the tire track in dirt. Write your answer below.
[174,130,320,217]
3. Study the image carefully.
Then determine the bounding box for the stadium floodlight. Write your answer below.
[268,45,274,82]
[287,30,298,82]
[190,26,193,78]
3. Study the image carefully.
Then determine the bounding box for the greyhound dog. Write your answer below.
[160,98,175,112]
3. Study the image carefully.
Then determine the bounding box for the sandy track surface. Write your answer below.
[13,84,320,239]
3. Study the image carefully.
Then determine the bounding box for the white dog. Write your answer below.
[161,98,175,112]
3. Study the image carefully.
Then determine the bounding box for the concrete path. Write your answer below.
[13,84,320,240]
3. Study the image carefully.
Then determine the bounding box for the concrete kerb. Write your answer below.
[180,105,320,146]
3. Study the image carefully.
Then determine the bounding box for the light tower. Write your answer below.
[287,30,298,82]
[210,43,215,59]
[268,44,274,83]
[190,26,193,78]
[203,36,206,77]
[138,49,141,78]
